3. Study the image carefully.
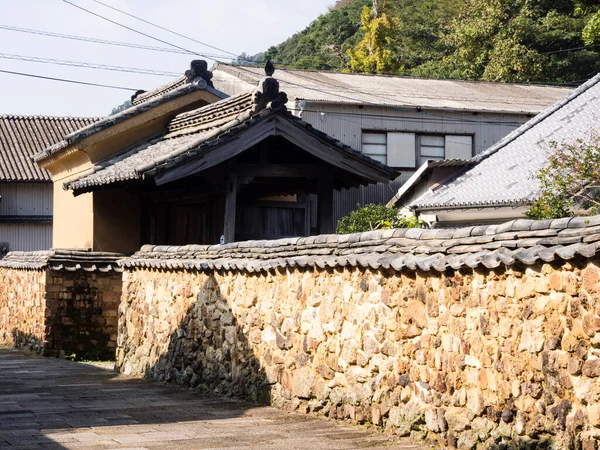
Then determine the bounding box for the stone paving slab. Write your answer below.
[0,349,424,450]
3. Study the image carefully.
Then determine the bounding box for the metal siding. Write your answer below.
[300,103,528,157]
[0,223,52,251]
[0,183,53,216]
[299,104,529,225]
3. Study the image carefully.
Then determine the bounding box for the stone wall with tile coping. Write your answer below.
[0,253,123,359]
[117,257,600,449]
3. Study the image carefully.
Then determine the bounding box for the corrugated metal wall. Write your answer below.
[0,223,52,252]
[301,103,530,227]
[300,103,530,157]
[0,183,52,216]
[0,183,53,251]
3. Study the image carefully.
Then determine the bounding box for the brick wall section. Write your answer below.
[117,259,600,449]
[44,271,122,359]
[0,266,122,359]
[0,268,47,353]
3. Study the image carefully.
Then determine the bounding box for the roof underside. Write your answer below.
[215,65,571,115]
[413,74,600,211]
[0,115,100,182]
[67,91,396,194]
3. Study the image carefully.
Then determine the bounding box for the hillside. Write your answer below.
[260,0,600,85]
[262,0,369,70]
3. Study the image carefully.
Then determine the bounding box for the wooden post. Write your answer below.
[318,177,334,235]
[223,172,237,243]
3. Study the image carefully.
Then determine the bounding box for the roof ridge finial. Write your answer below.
[185,60,214,87]
[265,60,275,77]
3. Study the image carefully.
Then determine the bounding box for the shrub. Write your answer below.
[336,203,425,234]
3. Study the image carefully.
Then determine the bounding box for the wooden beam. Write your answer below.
[318,176,334,235]
[234,163,323,178]
[154,118,276,186]
[223,171,237,243]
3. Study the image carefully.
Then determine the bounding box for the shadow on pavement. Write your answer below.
[0,348,256,449]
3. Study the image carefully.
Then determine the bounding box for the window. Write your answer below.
[361,131,473,168]
[418,135,445,166]
[361,132,387,164]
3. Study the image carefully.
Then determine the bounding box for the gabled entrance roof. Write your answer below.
[65,70,397,195]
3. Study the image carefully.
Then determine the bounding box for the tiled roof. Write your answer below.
[121,215,600,273]
[0,249,123,272]
[412,73,600,211]
[213,64,571,115]
[34,82,227,164]
[66,88,397,194]
[0,115,100,182]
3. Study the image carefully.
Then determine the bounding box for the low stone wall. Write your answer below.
[118,259,600,448]
[0,267,47,353]
[0,250,123,359]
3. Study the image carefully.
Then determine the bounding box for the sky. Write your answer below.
[0,0,333,117]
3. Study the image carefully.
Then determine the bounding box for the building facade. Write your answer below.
[212,65,571,222]
[0,115,99,255]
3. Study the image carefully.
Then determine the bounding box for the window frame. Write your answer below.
[360,130,475,169]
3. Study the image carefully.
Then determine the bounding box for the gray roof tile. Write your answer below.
[215,64,570,115]
[413,74,600,211]
[0,115,100,182]
[121,214,600,274]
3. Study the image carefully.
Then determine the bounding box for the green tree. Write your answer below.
[347,4,400,73]
[527,133,600,219]
[263,0,368,70]
[422,0,600,83]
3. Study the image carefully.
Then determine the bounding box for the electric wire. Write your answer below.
[58,0,567,125]
[0,52,179,76]
[61,0,220,60]
[0,24,234,59]
[0,68,139,91]
[89,0,245,60]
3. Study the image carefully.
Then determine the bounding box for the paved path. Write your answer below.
[0,349,424,450]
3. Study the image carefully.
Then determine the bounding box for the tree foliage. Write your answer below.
[336,203,425,234]
[526,133,600,220]
[347,5,399,73]
[262,0,600,84]
[110,100,132,116]
[263,0,368,70]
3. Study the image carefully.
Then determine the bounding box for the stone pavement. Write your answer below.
[0,349,425,450]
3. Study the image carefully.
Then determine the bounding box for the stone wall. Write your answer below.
[117,259,600,449]
[0,267,47,353]
[0,251,123,359]
[44,270,122,359]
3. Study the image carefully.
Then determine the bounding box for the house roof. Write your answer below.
[213,64,572,115]
[66,78,397,195]
[121,214,600,274]
[0,249,123,272]
[33,60,227,165]
[387,159,474,208]
[412,73,600,212]
[0,115,100,182]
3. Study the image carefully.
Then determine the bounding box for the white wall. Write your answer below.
[0,182,53,251]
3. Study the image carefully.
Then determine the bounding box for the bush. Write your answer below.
[336,203,425,234]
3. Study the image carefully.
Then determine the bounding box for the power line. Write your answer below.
[0,52,179,76]
[539,43,600,55]
[59,0,582,121]
[0,68,139,91]
[0,24,234,59]
[61,0,218,60]
[89,0,244,60]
